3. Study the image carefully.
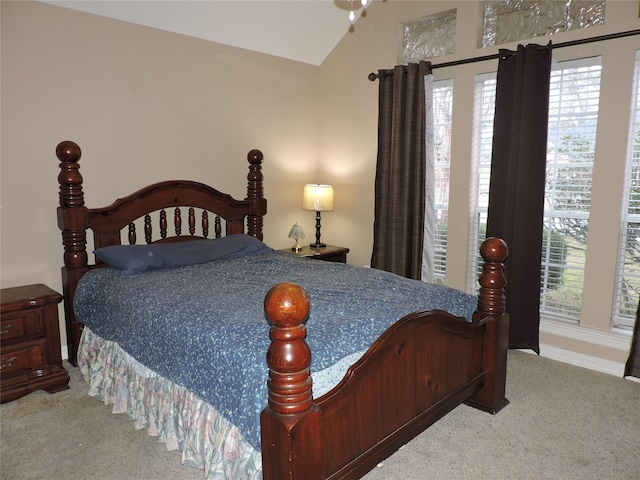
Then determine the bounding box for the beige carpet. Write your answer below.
[1,351,639,480]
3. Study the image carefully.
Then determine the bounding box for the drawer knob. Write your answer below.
[0,356,18,370]
[0,324,14,336]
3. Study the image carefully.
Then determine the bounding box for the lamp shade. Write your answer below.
[302,184,334,212]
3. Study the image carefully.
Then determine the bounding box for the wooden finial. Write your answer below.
[477,237,508,318]
[56,140,82,163]
[56,141,84,208]
[263,283,313,415]
[246,149,264,199]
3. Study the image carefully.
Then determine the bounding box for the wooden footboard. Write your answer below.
[261,238,509,480]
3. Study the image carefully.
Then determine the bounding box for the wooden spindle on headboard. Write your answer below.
[215,216,222,238]
[144,215,152,243]
[188,207,196,236]
[246,149,266,240]
[202,211,209,238]
[129,223,137,244]
[174,207,182,236]
[160,210,168,239]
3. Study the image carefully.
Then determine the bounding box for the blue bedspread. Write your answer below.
[74,251,477,449]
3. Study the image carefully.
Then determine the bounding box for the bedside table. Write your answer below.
[1,284,70,403]
[279,245,349,263]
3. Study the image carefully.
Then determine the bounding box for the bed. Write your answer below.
[55,140,510,480]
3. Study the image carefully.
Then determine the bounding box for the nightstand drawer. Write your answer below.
[0,339,46,376]
[313,250,347,263]
[1,310,45,342]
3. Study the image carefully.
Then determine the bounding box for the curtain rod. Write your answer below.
[368,28,640,81]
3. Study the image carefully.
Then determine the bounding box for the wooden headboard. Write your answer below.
[55,140,267,363]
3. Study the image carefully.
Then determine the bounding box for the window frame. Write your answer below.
[612,50,640,330]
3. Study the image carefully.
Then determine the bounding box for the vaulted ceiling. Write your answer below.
[39,1,364,66]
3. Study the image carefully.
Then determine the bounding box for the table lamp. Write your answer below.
[288,222,305,252]
[302,184,334,248]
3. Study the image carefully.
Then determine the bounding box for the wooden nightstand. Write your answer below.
[0,284,70,403]
[279,245,349,263]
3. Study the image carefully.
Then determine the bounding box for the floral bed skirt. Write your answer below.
[78,327,263,480]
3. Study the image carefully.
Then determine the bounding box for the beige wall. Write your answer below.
[1,0,322,347]
[1,7,320,277]
[2,0,639,370]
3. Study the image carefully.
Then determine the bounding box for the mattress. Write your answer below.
[74,245,477,449]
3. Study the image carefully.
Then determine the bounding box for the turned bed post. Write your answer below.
[467,236,510,413]
[246,149,267,240]
[261,282,323,480]
[56,140,89,366]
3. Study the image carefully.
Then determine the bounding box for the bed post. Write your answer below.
[56,141,89,366]
[466,236,510,414]
[246,149,267,240]
[261,283,323,480]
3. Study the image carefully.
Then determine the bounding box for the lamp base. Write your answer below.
[310,211,326,249]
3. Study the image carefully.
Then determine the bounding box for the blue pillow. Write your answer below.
[94,234,272,275]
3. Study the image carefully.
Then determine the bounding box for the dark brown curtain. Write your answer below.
[371,61,432,279]
[624,300,640,378]
[486,43,553,353]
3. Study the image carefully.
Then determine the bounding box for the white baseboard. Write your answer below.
[540,317,632,351]
[537,344,626,377]
[518,339,639,382]
[535,317,639,379]
[62,345,68,361]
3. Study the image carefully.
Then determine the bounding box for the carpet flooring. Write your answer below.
[1,350,639,480]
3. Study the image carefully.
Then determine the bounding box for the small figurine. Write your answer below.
[288,222,305,252]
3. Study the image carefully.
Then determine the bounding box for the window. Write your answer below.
[542,57,601,319]
[403,11,456,63]
[432,80,454,283]
[613,51,640,330]
[469,57,603,323]
[481,1,605,48]
[468,74,497,290]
